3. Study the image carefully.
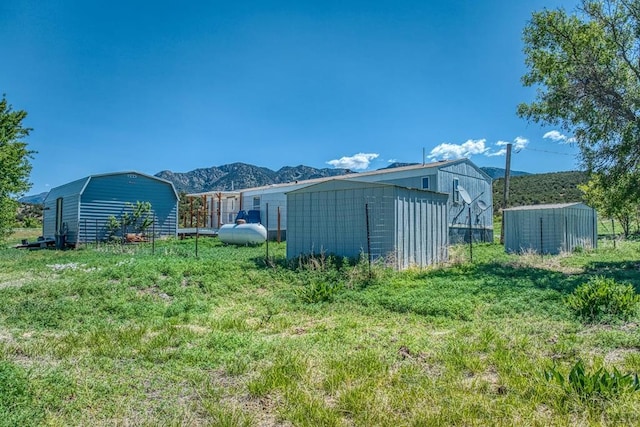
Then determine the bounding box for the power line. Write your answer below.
[522,147,575,156]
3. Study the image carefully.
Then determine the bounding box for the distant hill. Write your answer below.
[481,167,530,180]
[156,161,538,194]
[493,171,588,213]
[155,162,353,193]
[18,192,48,205]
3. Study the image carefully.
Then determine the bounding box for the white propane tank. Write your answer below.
[218,223,267,245]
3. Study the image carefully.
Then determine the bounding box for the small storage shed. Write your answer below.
[503,203,597,255]
[286,180,449,269]
[43,171,179,246]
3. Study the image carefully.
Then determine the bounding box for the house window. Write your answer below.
[422,177,430,190]
[452,178,460,203]
[252,197,260,210]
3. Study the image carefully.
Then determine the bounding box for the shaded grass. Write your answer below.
[0,237,639,425]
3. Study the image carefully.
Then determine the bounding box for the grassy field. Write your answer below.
[1,230,639,426]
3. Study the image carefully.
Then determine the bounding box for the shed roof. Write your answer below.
[503,202,590,211]
[44,171,179,203]
[286,178,449,196]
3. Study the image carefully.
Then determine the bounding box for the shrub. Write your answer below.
[296,280,343,304]
[545,360,640,402]
[565,276,639,323]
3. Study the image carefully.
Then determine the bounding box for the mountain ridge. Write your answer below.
[19,163,578,204]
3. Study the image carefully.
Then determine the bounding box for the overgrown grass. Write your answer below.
[1,235,640,425]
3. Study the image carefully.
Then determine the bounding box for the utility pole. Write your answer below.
[500,143,512,244]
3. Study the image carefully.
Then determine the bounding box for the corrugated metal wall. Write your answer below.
[504,204,597,254]
[43,173,178,244]
[43,177,86,241]
[394,187,448,268]
[79,174,178,242]
[438,162,493,242]
[286,181,448,269]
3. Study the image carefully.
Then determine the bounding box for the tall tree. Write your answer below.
[519,0,640,193]
[578,173,636,237]
[0,95,35,239]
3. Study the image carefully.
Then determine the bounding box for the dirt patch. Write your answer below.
[462,366,505,395]
[604,348,640,365]
[175,324,211,335]
[136,285,171,301]
[0,277,31,289]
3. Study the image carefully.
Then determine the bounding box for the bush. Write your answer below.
[565,276,639,323]
[296,280,343,304]
[545,360,640,402]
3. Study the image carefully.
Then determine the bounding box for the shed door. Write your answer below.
[55,197,63,234]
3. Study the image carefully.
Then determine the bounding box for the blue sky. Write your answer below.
[1,0,580,196]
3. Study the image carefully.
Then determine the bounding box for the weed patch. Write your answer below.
[566,276,640,323]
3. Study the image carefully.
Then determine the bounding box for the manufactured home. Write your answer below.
[286,180,449,269]
[189,158,493,242]
[43,171,179,246]
[503,203,597,255]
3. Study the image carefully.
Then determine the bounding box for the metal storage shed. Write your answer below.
[286,180,449,269]
[43,171,179,246]
[503,203,597,255]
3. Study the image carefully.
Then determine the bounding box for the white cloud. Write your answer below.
[427,139,488,160]
[486,148,507,157]
[492,137,529,155]
[543,130,575,144]
[327,152,379,170]
[514,136,529,150]
[387,158,397,163]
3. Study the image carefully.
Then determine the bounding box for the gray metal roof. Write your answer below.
[208,158,477,194]
[44,170,179,203]
[503,202,590,211]
[286,178,449,196]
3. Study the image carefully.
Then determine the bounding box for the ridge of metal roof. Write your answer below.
[503,202,588,211]
[285,178,449,196]
[48,171,179,200]
[229,159,464,193]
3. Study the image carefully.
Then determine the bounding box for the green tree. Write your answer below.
[579,174,636,237]
[519,0,640,193]
[0,95,34,240]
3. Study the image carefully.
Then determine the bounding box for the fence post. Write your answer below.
[195,223,199,258]
[266,203,269,262]
[365,203,372,278]
[565,216,569,252]
[152,212,155,255]
[277,206,281,243]
[468,206,473,262]
[540,217,544,260]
